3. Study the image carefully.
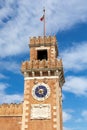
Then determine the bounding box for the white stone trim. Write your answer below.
[35,46,50,50]
[56,81,61,130]
[25,119,28,122]
[25,113,29,116]
[53,118,57,122]
[53,112,57,116]
[25,101,29,104]
[53,124,57,128]
[53,106,57,110]
[25,125,28,129]
[25,107,29,110]
[24,76,59,80]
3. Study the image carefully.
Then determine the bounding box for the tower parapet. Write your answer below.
[21,59,64,85]
[21,36,64,85]
[30,36,56,45]
[0,103,22,116]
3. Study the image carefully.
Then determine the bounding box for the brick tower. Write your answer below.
[21,36,65,130]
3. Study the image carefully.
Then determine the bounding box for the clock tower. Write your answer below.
[21,36,65,130]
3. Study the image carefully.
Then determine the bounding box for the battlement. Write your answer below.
[21,59,63,72]
[21,59,65,84]
[0,103,22,116]
[29,36,56,46]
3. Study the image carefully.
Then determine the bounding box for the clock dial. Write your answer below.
[32,83,50,101]
[35,85,47,98]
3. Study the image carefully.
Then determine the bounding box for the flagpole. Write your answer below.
[43,8,46,37]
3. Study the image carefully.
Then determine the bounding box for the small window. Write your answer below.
[37,50,48,60]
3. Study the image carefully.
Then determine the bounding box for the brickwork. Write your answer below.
[0,103,22,130]
[21,36,64,130]
[30,36,56,45]
[29,36,58,61]
[21,59,63,71]
[21,78,62,130]
[0,103,22,116]
[0,116,22,130]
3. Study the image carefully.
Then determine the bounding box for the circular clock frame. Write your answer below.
[32,83,50,101]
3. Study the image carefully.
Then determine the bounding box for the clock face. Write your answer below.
[32,83,50,101]
[35,85,47,98]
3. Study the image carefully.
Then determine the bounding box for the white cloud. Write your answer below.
[61,41,87,96]
[63,76,87,96]
[63,111,72,122]
[82,110,87,121]
[61,42,87,72]
[0,83,8,93]
[64,109,74,113]
[0,0,87,57]
[63,127,72,130]
[75,118,82,123]
[0,61,20,73]
[0,83,23,104]
[0,94,23,104]
[0,73,8,79]
[75,110,87,123]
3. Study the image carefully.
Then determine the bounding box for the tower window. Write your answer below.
[37,50,48,60]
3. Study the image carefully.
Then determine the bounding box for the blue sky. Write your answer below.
[0,0,87,130]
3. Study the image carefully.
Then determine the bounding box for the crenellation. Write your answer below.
[29,61,32,69]
[21,59,63,73]
[0,103,22,116]
[38,36,44,44]
[30,37,36,44]
[36,37,40,44]
[25,61,29,69]
[39,60,45,68]
[30,36,56,45]
[33,60,39,69]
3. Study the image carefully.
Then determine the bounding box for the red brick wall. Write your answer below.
[0,116,22,130]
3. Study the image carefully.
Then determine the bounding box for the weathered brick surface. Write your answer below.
[21,59,63,72]
[0,103,22,116]
[29,36,58,61]
[0,103,22,129]
[0,116,22,130]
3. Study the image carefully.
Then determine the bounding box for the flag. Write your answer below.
[40,15,44,21]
